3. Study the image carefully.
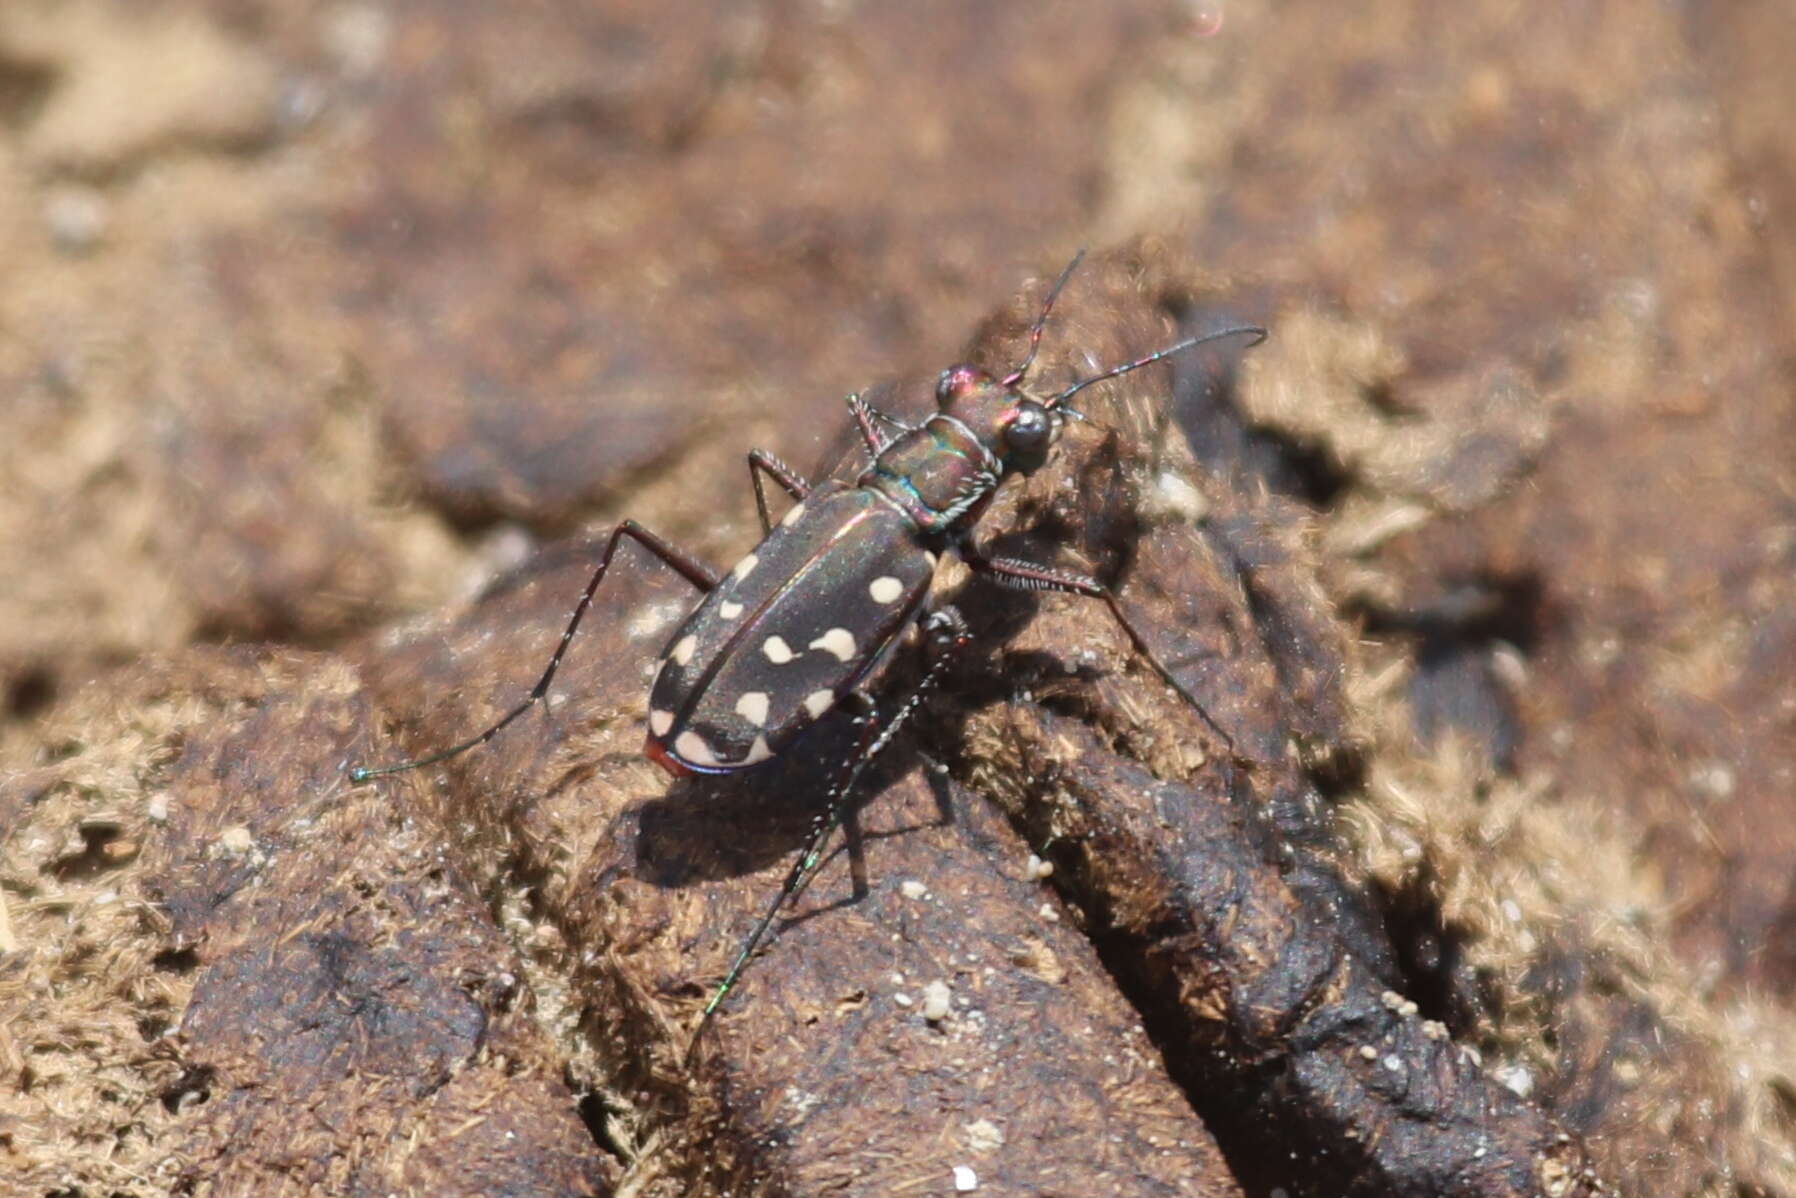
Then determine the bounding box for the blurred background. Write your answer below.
[2,1,1793,1194]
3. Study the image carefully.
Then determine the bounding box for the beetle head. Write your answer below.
[935,364,1063,473]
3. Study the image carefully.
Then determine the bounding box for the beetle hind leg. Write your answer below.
[687,606,972,1060]
[348,521,719,782]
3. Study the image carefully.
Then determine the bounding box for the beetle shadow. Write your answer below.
[628,709,956,901]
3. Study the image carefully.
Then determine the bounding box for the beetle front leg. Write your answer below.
[846,392,915,459]
[747,449,813,534]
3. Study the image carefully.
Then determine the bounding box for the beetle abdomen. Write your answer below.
[647,484,935,774]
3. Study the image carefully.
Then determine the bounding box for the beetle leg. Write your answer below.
[747,449,813,534]
[349,521,719,781]
[846,392,915,459]
[784,607,971,902]
[689,606,971,1058]
[960,546,1249,765]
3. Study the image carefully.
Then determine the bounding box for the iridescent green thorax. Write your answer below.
[858,366,1064,534]
[860,415,999,534]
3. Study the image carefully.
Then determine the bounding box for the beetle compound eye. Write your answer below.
[1004,402,1054,455]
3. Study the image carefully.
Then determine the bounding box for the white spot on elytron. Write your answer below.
[810,627,855,661]
[742,734,774,765]
[762,635,796,664]
[649,709,674,737]
[670,634,697,666]
[673,730,716,768]
[720,600,744,619]
[732,552,759,581]
[735,691,771,727]
[803,689,834,718]
[781,502,806,528]
[868,575,904,604]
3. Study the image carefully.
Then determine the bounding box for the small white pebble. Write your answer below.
[1025,853,1054,880]
[962,1118,1005,1151]
[146,794,170,823]
[1422,1020,1449,1041]
[1383,1054,1403,1073]
[1359,1045,1379,1061]
[1690,761,1736,800]
[1500,899,1523,923]
[953,1164,979,1192]
[900,879,929,900]
[922,980,952,1022]
[219,826,254,854]
[1152,470,1209,521]
[893,992,913,1008]
[1494,1063,1534,1098]
[1038,903,1059,922]
[1490,642,1528,688]
[44,185,108,253]
[324,4,393,75]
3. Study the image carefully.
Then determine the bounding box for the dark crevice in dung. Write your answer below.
[574,1087,632,1162]
[1370,875,1485,1036]
[1355,572,1545,772]
[7,667,55,720]
[0,56,55,131]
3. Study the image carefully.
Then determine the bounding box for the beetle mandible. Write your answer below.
[349,251,1266,1040]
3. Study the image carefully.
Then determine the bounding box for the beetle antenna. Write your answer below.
[1001,249,1087,387]
[1048,324,1267,409]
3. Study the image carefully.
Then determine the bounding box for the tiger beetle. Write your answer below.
[348,251,1266,1052]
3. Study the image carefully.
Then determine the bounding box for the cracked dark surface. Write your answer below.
[4,2,1795,1195]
